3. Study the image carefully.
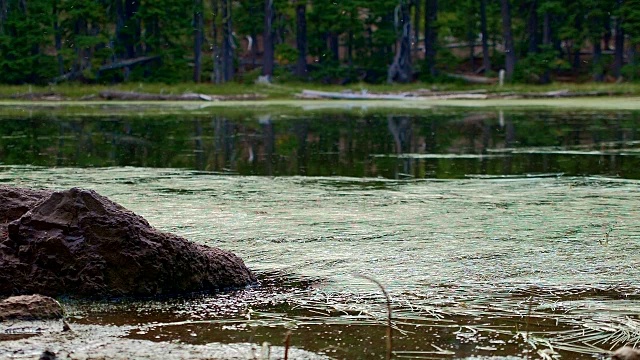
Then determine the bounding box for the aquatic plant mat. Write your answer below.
[1,166,638,359]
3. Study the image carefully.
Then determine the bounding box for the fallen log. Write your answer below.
[97,56,161,72]
[299,89,488,100]
[443,72,498,84]
[300,89,415,100]
[488,89,624,99]
[98,91,211,101]
[51,56,162,84]
[97,91,266,101]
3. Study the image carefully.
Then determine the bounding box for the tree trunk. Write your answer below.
[115,0,141,60]
[210,0,221,83]
[500,0,516,80]
[424,0,438,77]
[388,0,412,83]
[263,0,275,78]
[348,29,354,69]
[0,0,6,34]
[144,18,153,54]
[73,19,88,74]
[295,1,308,78]
[413,0,420,46]
[604,18,612,50]
[221,0,234,82]
[53,0,64,76]
[572,15,581,71]
[480,0,491,74]
[193,0,203,83]
[629,43,637,80]
[250,30,257,68]
[540,11,551,84]
[468,30,475,73]
[115,0,125,59]
[593,40,604,82]
[614,2,624,79]
[527,0,538,54]
[124,0,140,58]
[329,32,339,62]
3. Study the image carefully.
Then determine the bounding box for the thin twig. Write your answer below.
[284,330,292,360]
[354,273,393,360]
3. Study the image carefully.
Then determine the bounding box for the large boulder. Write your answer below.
[0,187,256,297]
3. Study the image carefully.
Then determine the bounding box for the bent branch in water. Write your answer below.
[354,273,393,360]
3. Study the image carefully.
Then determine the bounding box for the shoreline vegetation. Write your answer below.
[3,82,640,101]
[1,83,640,112]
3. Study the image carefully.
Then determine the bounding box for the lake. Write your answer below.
[1,106,639,359]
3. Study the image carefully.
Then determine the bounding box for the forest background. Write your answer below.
[1,0,639,87]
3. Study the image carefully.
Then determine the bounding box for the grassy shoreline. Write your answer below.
[1,82,640,114]
[2,81,640,100]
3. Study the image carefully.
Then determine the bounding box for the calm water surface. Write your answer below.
[0,108,639,359]
[2,109,640,179]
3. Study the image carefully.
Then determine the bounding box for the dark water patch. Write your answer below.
[117,295,616,359]
[63,271,321,326]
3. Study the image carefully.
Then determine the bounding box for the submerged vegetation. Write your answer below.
[1,166,639,358]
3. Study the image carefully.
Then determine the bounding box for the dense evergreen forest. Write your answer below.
[1,0,639,85]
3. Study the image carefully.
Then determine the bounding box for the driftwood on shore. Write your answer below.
[299,89,489,100]
[97,90,266,101]
[501,89,621,98]
[300,90,420,100]
[443,72,498,84]
[299,88,625,101]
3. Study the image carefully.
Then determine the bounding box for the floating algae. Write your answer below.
[1,166,639,358]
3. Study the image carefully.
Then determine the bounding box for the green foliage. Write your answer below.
[275,43,298,65]
[0,0,57,84]
[235,0,263,37]
[622,0,640,42]
[515,45,569,83]
[622,63,640,81]
[0,0,638,85]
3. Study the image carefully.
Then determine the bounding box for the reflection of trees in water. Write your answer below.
[260,116,275,176]
[193,119,204,171]
[503,117,515,175]
[212,117,236,172]
[294,121,309,175]
[2,112,640,178]
[387,116,414,178]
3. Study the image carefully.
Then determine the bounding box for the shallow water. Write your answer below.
[1,108,639,359]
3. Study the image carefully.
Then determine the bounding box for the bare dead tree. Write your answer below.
[388,0,412,83]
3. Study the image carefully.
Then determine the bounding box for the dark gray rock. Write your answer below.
[0,187,256,297]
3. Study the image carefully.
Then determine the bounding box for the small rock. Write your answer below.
[39,350,57,360]
[612,347,640,360]
[255,75,272,84]
[0,294,63,321]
